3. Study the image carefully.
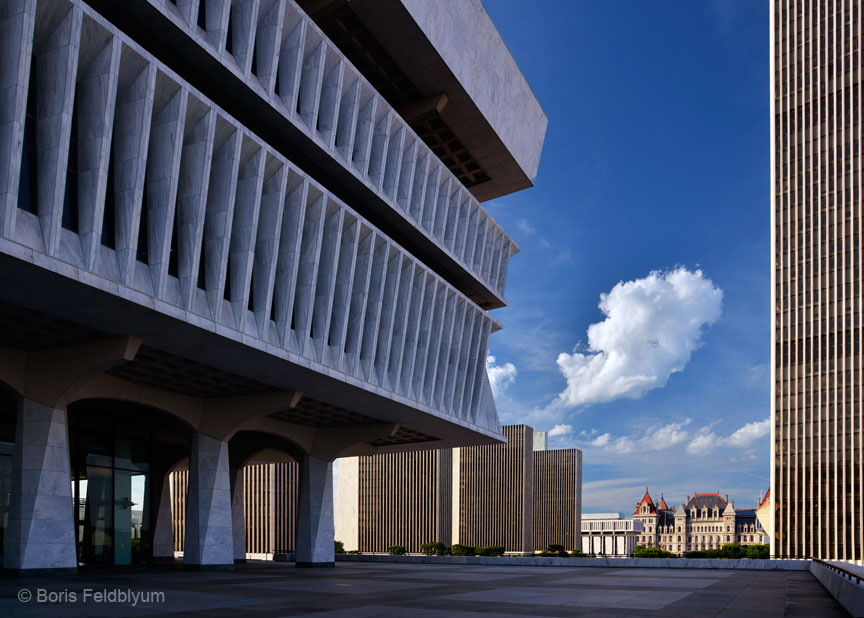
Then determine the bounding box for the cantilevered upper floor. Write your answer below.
[81,0,547,310]
[0,0,505,451]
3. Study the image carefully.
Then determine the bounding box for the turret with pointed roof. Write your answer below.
[634,488,656,515]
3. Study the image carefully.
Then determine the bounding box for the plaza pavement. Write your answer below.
[0,560,848,617]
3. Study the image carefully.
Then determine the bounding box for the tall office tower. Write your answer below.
[335,424,582,555]
[0,0,545,573]
[772,0,864,563]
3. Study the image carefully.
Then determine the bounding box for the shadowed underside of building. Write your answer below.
[0,0,545,573]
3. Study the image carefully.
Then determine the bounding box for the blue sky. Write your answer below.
[482,0,771,513]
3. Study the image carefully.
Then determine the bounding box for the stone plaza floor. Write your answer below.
[0,560,849,617]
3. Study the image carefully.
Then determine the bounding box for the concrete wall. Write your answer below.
[337,553,812,571]
[400,0,547,185]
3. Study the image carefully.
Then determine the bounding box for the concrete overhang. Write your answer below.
[299,0,548,202]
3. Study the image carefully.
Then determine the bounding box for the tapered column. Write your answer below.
[231,466,246,563]
[295,454,334,567]
[4,398,77,573]
[151,470,175,559]
[183,434,233,570]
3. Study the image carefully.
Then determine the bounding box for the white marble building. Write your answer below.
[0,0,545,573]
[581,513,642,557]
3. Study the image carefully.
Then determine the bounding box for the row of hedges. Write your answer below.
[685,544,769,560]
[416,543,506,556]
[338,541,769,560]
[631,543,771,560]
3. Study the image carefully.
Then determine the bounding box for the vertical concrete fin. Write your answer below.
[78,31,122,270]
[290,188,326,356]
[36,4,82,257]
[368,108,392,191]
[343,224,374,376]
[252,157,287,337]
[388,259,415,392]
[382,122,405,201]
[296,29,324,130]
[408,152,430,224]
[433,176,451,241]
[372,245,400,387]
[275,3,305,109]
[411,274,436,401]
[179,103,217,310]
[422,282,446,405]
[335,69,360,163]
[397,135,418,213]
[227,0,259,75]
[115,60,157,285]
[0,0,35,238]
[358,234,387,382]
[433,291,457,408]
[317,51,343,146]
[461,311,485,419]
[326,212,359,368]
[351,88,376,177]
[400,268,426,397]
[227,142,265,331]
[202,121,241,322]
[273,174,307,346]
[147,82,188,297]
[309,201,344,362]
[421,163,441,231]
[253,0,285,96]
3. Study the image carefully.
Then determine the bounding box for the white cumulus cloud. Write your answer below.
[686,419,769,454]
[583,420,691,455]
[548,424,573,437]
[486,356,517,398]
[552,267,723,408]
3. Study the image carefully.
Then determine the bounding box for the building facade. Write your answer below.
[633,490,768,555]
[0,0,545,573]
[171,463,299,560]
[335,424,582,554]
[772,0,864,564]
[581,513,642,557]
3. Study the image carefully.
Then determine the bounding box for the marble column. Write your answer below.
[183,433,233,570]
[4,398,77,573]
[295,454,334,567]
[231,466,246,563]
[151,470,175,560]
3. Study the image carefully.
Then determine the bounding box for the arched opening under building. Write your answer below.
[67,399,192,567]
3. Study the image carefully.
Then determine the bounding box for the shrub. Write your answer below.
[718,543,745,559]
[346,549,361,555]
[537,550,552,557]
[475,546,505,556]
[570,549,586,558]
[388,545,406,555]
[420,541,450,556]
[334,540,345,554]
[632,545,676,558]
[451,544,475,556]
[685,550,707,559]
[745,544,770,560]
[547,544,568,557]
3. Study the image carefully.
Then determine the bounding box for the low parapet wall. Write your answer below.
[810,560,864,617]
[336,554,810,570]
